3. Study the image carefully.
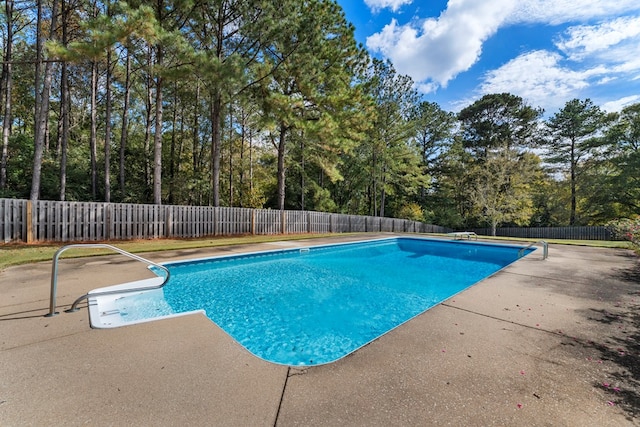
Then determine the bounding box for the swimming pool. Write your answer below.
[88,237,533,366]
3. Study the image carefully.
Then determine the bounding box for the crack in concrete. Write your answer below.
[273,367,290,427]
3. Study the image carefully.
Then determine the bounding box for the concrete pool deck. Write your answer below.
[1,234,638,426]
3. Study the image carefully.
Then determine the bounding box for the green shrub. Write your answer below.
[606,217,640,247]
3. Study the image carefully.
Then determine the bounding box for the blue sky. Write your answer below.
[337,0,640,115]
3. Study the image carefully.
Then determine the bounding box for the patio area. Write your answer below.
[1,234,638,426]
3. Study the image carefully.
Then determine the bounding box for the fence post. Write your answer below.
[280,210,286,234]
[251,209,256,235]
[26,201,34,243]
[165,206,173,238]
[104,203,113,240]
[213,207,218,236]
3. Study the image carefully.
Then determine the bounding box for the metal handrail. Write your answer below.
[518,240,548,260]
[46,244,170,317]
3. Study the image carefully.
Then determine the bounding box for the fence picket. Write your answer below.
[468,226,615,240]
[1,200,6,243]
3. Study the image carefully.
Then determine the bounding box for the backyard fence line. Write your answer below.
[468,226,615,241]
[0,198,447,244]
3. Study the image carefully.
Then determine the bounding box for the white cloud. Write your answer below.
[555,16,640,60]
[415,81,440,94]
[601,95,640,113]
[596,77,616,85]
[508,0,640,25]
[474,28,640,113]
[363,0,640,113]
[365,0,640,95]
[366,0,516,88]
[364,0,413,13]
[610,54,640,75]
[478,50,607,112]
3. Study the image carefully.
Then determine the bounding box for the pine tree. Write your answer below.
[545,99,605,225]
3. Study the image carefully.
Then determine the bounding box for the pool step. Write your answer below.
[88,278,203,329]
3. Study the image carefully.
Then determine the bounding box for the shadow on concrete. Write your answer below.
[0,306,49,321]
[614,262,640,285]
[587,259,640,422]
[590,314,640,422]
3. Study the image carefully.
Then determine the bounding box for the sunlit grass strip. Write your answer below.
[0,233,349,270]
[469,235,634,248]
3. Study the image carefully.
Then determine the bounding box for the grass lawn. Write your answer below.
[0,233,634,271]
[0,233,349,270]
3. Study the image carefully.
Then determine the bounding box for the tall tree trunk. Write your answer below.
[379,168,386,218]
[371,151,377,216]
[90,60,98,199]
[249,128,253,200]
[177,103,185,185]
[104,46,112,203]
[31,0,59,202]
[0,0,14,189]
[228,107,233,207]
[277,123,287,210]
[0,0,7,121]
[210,91,221,206]
[192,81,200,175]
[210,1,225,207]
[144,45,153,194]
[168,82,178,204]
[119,49,131,197]
[58,0,69,200]
[570,138,576,226]
[34,0,42,145]
[59,58,69,200]
[44,115,51,152]
[239,109,246,207]
[152,46,163,205]
[300,135,304,210]
[55,97,63,154]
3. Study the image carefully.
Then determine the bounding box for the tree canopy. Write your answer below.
[1,0,638,232]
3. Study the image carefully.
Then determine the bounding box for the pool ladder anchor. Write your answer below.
[46,243,170,317]
[518,240,548,260]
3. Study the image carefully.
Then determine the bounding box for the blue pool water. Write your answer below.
[115,237,532,366]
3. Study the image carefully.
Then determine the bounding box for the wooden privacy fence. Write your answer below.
[469,226,615,241]
[0,198,446,244]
